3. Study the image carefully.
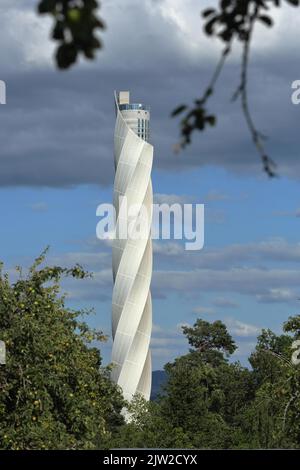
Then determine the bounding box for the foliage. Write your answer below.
[0,250,123,450]
[113,317,300,450]
[182,318,237,357]
[1,252,300,450]
[37,0,105,69]
[111,395,193,449]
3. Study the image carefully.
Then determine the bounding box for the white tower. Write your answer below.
[111,91,153,401]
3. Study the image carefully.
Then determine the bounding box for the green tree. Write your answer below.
[146,320,250,448]
[111,395,193,449]
[159,353,238,448]
[249,328,293,387]
[109,316,300,449]
[182,319,237,363]
[0,250,124,450]
[281,316,300,445]
[242,326,298,448]
[110,319,250,449]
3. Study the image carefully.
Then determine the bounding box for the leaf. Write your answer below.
[206,115,216,126]
[67,8,81,23]
[56,43,78,70]
[52,21,65,40]
[38,0,57,14]
[221,0,231,9]
[85,0,99,9]
[205,17,217,36]
[171,105,187,117]
[202,8,215,18]
[285,0,299,6]
[258,15,273,27]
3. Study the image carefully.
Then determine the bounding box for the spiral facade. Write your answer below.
[111,91,153,402]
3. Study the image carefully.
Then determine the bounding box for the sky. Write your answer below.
[1,0,300,369]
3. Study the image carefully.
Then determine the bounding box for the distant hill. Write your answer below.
[151,370,167,400]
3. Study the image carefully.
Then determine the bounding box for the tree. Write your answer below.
[157,338,255,448]
[249,328,293,386]
[182,319,237,361]
[0,250,124,450]
[108,319,252,449]
[130,320,249,448]
[4,250,300,451]
[243,325,299,448]
[113,316,300,449]
[281,315,300,444]
[111,395,193,449]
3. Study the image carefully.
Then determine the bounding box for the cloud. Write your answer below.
[35,238,300,305]
[12,236,295,309]
[154,193,194,205]
[150,322,188,362]
[151,347,180,358]
[273,208,300,218]
[191,306,215,315]
[152,323,164,333]
[212,297,240,309]
[0,1,54,72]
[29,202,48,212]
[64,269,112,302]
[225,318,261,338]
[204,190,230,202]
[232,341,257,358]
[153,241,184,256]
[150,317,260,366]
[206,209,226,224]
[153,266,300,301]
[1,0,300,187]
[49,250,111,271]
[256,288,297,304]
[154,238,300,269]
[151,337,184,347]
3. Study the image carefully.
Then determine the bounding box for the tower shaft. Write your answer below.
[111,91,153,401]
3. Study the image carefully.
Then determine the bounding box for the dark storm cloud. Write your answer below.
[0,0,300,187]
[0,70,114,186]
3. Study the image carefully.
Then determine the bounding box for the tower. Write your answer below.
[111,91,153,401]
